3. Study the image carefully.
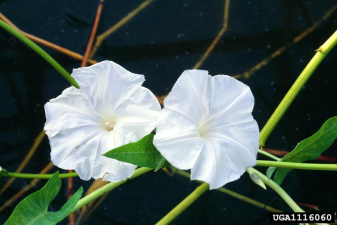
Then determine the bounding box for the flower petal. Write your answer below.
[204,75,255,130]
[45,86,103,167]
[153,107,204,169]
[60,130,136,182]
[45,61,161,182]
[71,61,145,117]
[113,86,161,142]
[45,86,137,181]
[45,87,101,137]
[71,131,136,182]
[164,70,212,123]
[192,127,257,189]
[155,70,259,189]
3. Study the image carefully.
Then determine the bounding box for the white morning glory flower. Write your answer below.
[44,61,161,182]
[153,70,259,189]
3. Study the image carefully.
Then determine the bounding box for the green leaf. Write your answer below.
[154,150,171,172]
[0,168,4,187]
[274,116,337,185]
[104,134,170,171]
[5,171,83,225]
[104,134,156,167]
[266,167,276,179]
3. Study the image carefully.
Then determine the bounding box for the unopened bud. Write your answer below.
[246,167,266,190]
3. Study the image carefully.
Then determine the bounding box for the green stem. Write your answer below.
[258,149,280,161]
[156,182,209,225]
[259,31,337,146]
[251,168,304,212]
[174,169,282,212]
[71,167,153,213]
[0,19,79,88]
[2,171,78,179]
[256,160,337,171]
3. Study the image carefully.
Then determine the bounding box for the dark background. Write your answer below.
[1,0,337,224]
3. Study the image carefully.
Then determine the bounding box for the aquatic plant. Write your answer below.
[1,2,337,224]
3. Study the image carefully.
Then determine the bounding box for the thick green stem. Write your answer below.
[174,169,282,212]
[2,171,78,179]
[259,31,337,146]
[0,19,79,88]
[156,182,209,225]
[251,168,304,212]
[71,167,153,213]
[256,160,337,171]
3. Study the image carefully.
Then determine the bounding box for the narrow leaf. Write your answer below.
[266,167,276,179]
[5,172,83,225]
[274,116,337,185]
[103,134,157,168]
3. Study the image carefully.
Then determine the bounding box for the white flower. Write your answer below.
[153,70,259,189]
[44,61,161,182]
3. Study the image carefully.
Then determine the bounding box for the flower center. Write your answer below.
[105,121,115,131]
[198,124,210,139]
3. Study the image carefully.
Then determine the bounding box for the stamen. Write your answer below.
[105,122,115,130]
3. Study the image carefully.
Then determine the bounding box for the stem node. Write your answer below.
[316,47,323,52]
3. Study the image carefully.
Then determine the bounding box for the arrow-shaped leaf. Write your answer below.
[274,116,337,185]
[5,171,83,225]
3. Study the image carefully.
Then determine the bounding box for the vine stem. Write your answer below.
[89,0,155,58]
[0,162,54,212]
[70,167,153,213]
[173,169,282,212]
[0,19,79,88]
[156,183,210,225]
[258,149,280,161]
[256,160,337,170]
[251,168,304,212]
[69,3,104,223]
[0,130,45,195]
[81,0,104,67]
[259,30,337,146]
[0,13,97,65]
[2,160,336,179]
[263,148,337,163]
[2,171,78,179]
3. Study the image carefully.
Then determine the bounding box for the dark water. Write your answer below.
[1,0,337,224]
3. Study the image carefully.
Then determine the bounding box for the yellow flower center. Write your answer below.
[105,122,115,131]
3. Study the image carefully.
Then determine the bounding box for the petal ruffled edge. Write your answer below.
[155,70,259,189]
[71,61,146,116]
[71,60,145,92]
